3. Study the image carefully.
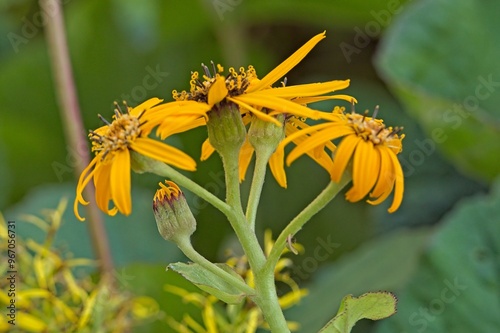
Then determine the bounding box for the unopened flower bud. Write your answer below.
[206,102,246,155]
[153,181,196,243]
[248,113,285,154]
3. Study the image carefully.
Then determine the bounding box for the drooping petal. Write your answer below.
[330,135,362,182]
[201,139,216,161]
[387,149,404,213]
[74,156,99,221]
[269,147,287,188]
[110,150,132,216]
[131,137,197,171]
[345,140,380,202]
[368,146,395,201]
[247,31,326,93]
[238,139,255,182]
[93,161,117,216]
[208,76,229,106]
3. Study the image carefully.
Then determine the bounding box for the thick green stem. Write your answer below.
[220,149,290,333]
[264,174,351,275]
[176,237,255,295]
[222,150,244,214]
[245,149,272,231]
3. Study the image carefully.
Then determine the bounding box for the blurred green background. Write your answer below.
[1,0,499,332]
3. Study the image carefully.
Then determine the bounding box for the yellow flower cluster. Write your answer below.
[74,31,405,220]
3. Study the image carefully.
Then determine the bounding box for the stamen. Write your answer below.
[98,114,111,126]
[211,61,217,77]
[281,77,288,87]
[201,63,211,79]
[350,100,356,114]
[113,101,123,116]
[361,110,369,122]
[372,105,379,119]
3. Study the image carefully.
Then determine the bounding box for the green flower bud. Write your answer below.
[206,102,246,156]
[248,113,285,155]
[153,181,196,243]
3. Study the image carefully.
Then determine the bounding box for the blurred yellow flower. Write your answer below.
[283,106,405,212]
[74,98,197,221]
[0,200,157,332]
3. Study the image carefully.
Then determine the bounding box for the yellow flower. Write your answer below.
[165,32,351,127]
[283,106,405,212]
[74,98,197,221]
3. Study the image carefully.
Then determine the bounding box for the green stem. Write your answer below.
[220,150,290,333]
[138,154,232,218]
[264,174,351,275]
[245,149,272,231]
[221,150,244,213]
[176,236,255,295]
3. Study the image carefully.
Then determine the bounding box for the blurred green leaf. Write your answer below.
[4,183,184,267]
[375,0,500,181]
[285,227,432,333]
[168,262,246,304]
[374,177,500,333]
[319,292,397,333]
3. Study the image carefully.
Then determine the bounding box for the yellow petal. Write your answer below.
[331,135,362,182]
[346,140,380,202]
[269,148,287,188]
[94,161,118,216]
[239,139,255,182]
[228,97,281,126]
[387,149,404,213]
[157,115,206,139]
[293,94,358,105]
[74,157,99,221]
[256,80,350,98]
[201,138,216,161]
[130,97,163,116]
[368,146,394,201]
[110,150,132,216]
[247,31,326,93]
[286,125,353,166]
[208,75,228,106]
[131,137,197,171]
[236,93,322,120]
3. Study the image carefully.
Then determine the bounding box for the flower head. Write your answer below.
[283,106,405,212]
[74,98,197,221]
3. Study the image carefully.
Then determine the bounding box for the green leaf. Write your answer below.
[168,262,246,304]
[375,0,500,181]
[374,177,500,333]
[319,292,397,333]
